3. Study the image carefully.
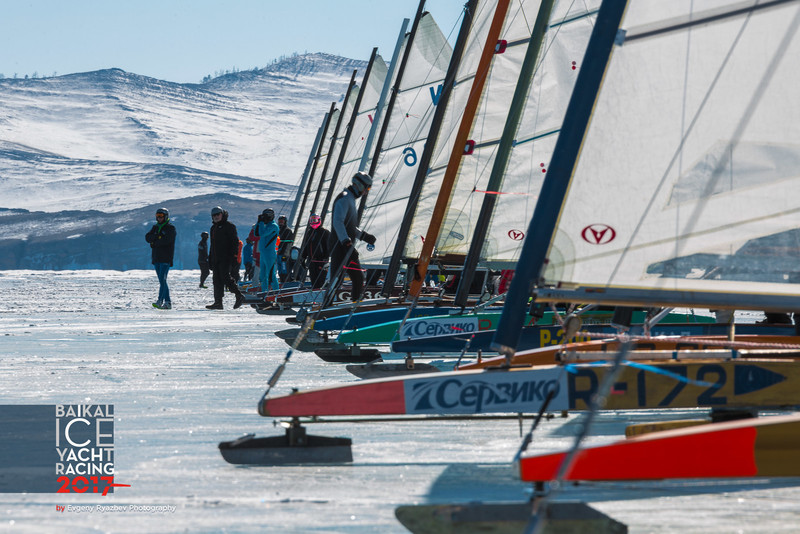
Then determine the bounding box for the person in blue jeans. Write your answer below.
[145,207,176,309]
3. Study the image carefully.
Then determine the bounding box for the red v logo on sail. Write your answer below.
[508,229,525,241]
[581,224,616,245]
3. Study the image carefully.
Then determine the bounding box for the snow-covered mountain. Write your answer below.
[0,53,366,269]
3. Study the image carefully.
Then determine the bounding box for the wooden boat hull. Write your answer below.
[390,323,797,354]
[459,335,800,370]
[518,413,800,481]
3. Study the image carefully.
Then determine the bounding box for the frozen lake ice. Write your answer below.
[1,270,799,533]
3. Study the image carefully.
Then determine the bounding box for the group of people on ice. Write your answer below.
[145,172,376,310]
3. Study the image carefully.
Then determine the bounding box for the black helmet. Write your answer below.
[211,206,223,216]
[156,207,169,218]
[201,231,209,239]
[278,215,287,222]
[262,208,275,221]
[351,172,373,196]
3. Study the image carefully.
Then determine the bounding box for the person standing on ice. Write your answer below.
[276,215,293,282]
[242,238,254,282]
[206,206,245,310]
[198,231,210,288]
[256,208,280,292]
[301,213,330,289]
[145,207,176,309]
[325,172,376,306]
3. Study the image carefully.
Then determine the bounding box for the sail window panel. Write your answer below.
[543,0,800,298]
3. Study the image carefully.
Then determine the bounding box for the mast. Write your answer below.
[309,71,357,219]
[380,0,476,297]
[357,0,426,222]
[453,0,556,307]
[491,0,629,356]
[318,50,378,223]
[287,112,328,232]
[358,18,410,176]
[407,0,512,298]
[289,103,337,281]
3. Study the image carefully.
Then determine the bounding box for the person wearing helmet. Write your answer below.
[145,207,176,309]
[242,238,254,282]
[256,207,280,292]
[301,213,330,289]
[276,215,293,283]
[206,206,245,310]
[198,231,210,288]
[324,172,376,306]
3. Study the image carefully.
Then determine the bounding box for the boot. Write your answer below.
[206,302,223,310]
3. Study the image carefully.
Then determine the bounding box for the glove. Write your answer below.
[362,232,376,246]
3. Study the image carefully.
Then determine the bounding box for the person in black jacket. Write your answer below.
[277,215,293,283]
[206,206,245,310]
[145,207,176,309]
[198,231,210,288]
[301,213,330,289]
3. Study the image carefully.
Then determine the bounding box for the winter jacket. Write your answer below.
[242,242,253,265]
[247,226,260,265]
[278,225,293,258]
[198,237,209,266]
[301,226,331,263]
[145,221,176,266]
[257,221,280,256]
[209,212,240,267]
[330,187,368,246]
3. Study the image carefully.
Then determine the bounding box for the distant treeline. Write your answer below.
[199,51,308,83]
[0,72,58,79]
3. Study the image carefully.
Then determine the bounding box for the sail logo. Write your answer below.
[508,229,525,241]
[429,84,443,106]
[400,318,479,339]
[581,224,616,244]
[404,371,565,414]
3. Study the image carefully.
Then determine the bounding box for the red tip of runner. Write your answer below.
[262,380,407,416]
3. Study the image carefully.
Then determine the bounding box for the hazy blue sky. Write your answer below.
[1,0,466,83]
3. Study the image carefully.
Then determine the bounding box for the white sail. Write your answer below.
[543,0,800,307]
[358,12,454,263]
[336,54,389,181]
[292,107,340,252]
[313,82,359,222]
[479,4,600,267]
[403,0,501,261]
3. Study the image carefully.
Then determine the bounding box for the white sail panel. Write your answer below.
[358,13,454,263]
[293,108,340,251]
[544,0,800,301]
[481,6,600,266]
[333,54,390,220]
[404,0,500,258]
[338,54,389,174]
